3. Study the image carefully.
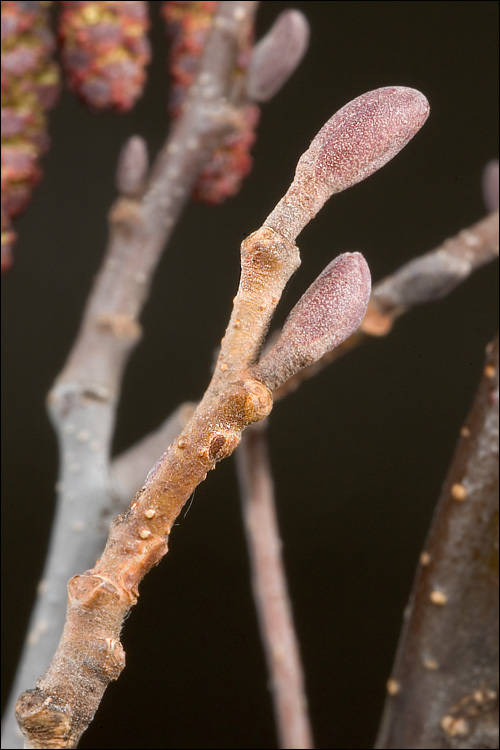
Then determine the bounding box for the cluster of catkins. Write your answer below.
[1,1,60,271]
[1,0,263,271]
[1,0,151,270]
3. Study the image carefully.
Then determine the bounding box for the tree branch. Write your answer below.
[236,424,314,750]
[14,86,428,749]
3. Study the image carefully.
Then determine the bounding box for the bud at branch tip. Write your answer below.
[265,86,430,243]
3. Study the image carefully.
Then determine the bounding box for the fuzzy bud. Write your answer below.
[482,160,499,213]
[254,252,371,391]
[265,87,430,243]
[116,136,149,197]
[247,9,309,103]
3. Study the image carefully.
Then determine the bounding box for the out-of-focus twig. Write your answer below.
[275,210,499,400]
[375,334,499,749]
[236,424,314,750]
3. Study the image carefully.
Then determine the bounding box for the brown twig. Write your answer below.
[375,334,499,749]
[15,86,428,749]
[108,402,196,511]
[236,424,314,750]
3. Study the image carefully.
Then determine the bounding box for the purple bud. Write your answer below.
[482,160,499,213]
[116,136,148,197]
[309,87,429,197]
[255,252,371,391]
[265,87,430,242]
[247,10,310,102]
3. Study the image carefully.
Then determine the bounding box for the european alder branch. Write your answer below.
[110,204,498,498]
[15,86,429,749]
[2,2,266,746]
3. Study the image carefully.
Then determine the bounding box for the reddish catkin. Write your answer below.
[162,0,218,118]
[265,86,430,243]
[58,1,151,113]
[255,252,371,391]
[1,0,61,271]
[163,0,260,204]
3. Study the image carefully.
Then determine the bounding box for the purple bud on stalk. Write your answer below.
[265,87,430,243]
[255,252,371,391]
[247,9,310,102]
[116,136,149,197]
[482,160,499,213]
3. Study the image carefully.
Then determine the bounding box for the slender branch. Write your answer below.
[375,334,499,749]
[274,210,499,400]
[236,424,314,750]
[369,211,499,320]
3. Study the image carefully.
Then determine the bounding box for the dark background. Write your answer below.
[2,2,498,748]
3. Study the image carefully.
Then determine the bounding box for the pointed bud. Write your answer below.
[247,10,310,102]
[254,252,371,391]
[265,87,430,242]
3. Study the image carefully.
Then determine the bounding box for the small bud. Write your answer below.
[482,160,499,213]
[265,87,430,242]
[116,136,149,197]
[1,207,16,273]
[247,10,310,102]
[254,252,371,391]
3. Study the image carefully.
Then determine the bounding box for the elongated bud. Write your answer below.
[254,252,371,391]
[247,9,309,102]
[116,136,149,197]
[482,160,499,213]
[265,87,430,243]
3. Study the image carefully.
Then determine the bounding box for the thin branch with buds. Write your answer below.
[1,2,310,745]
[15,85,429,749]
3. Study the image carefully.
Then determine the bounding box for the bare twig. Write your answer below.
[236,424,314,750]
[109,402,196,511]
[375,335,499,749]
